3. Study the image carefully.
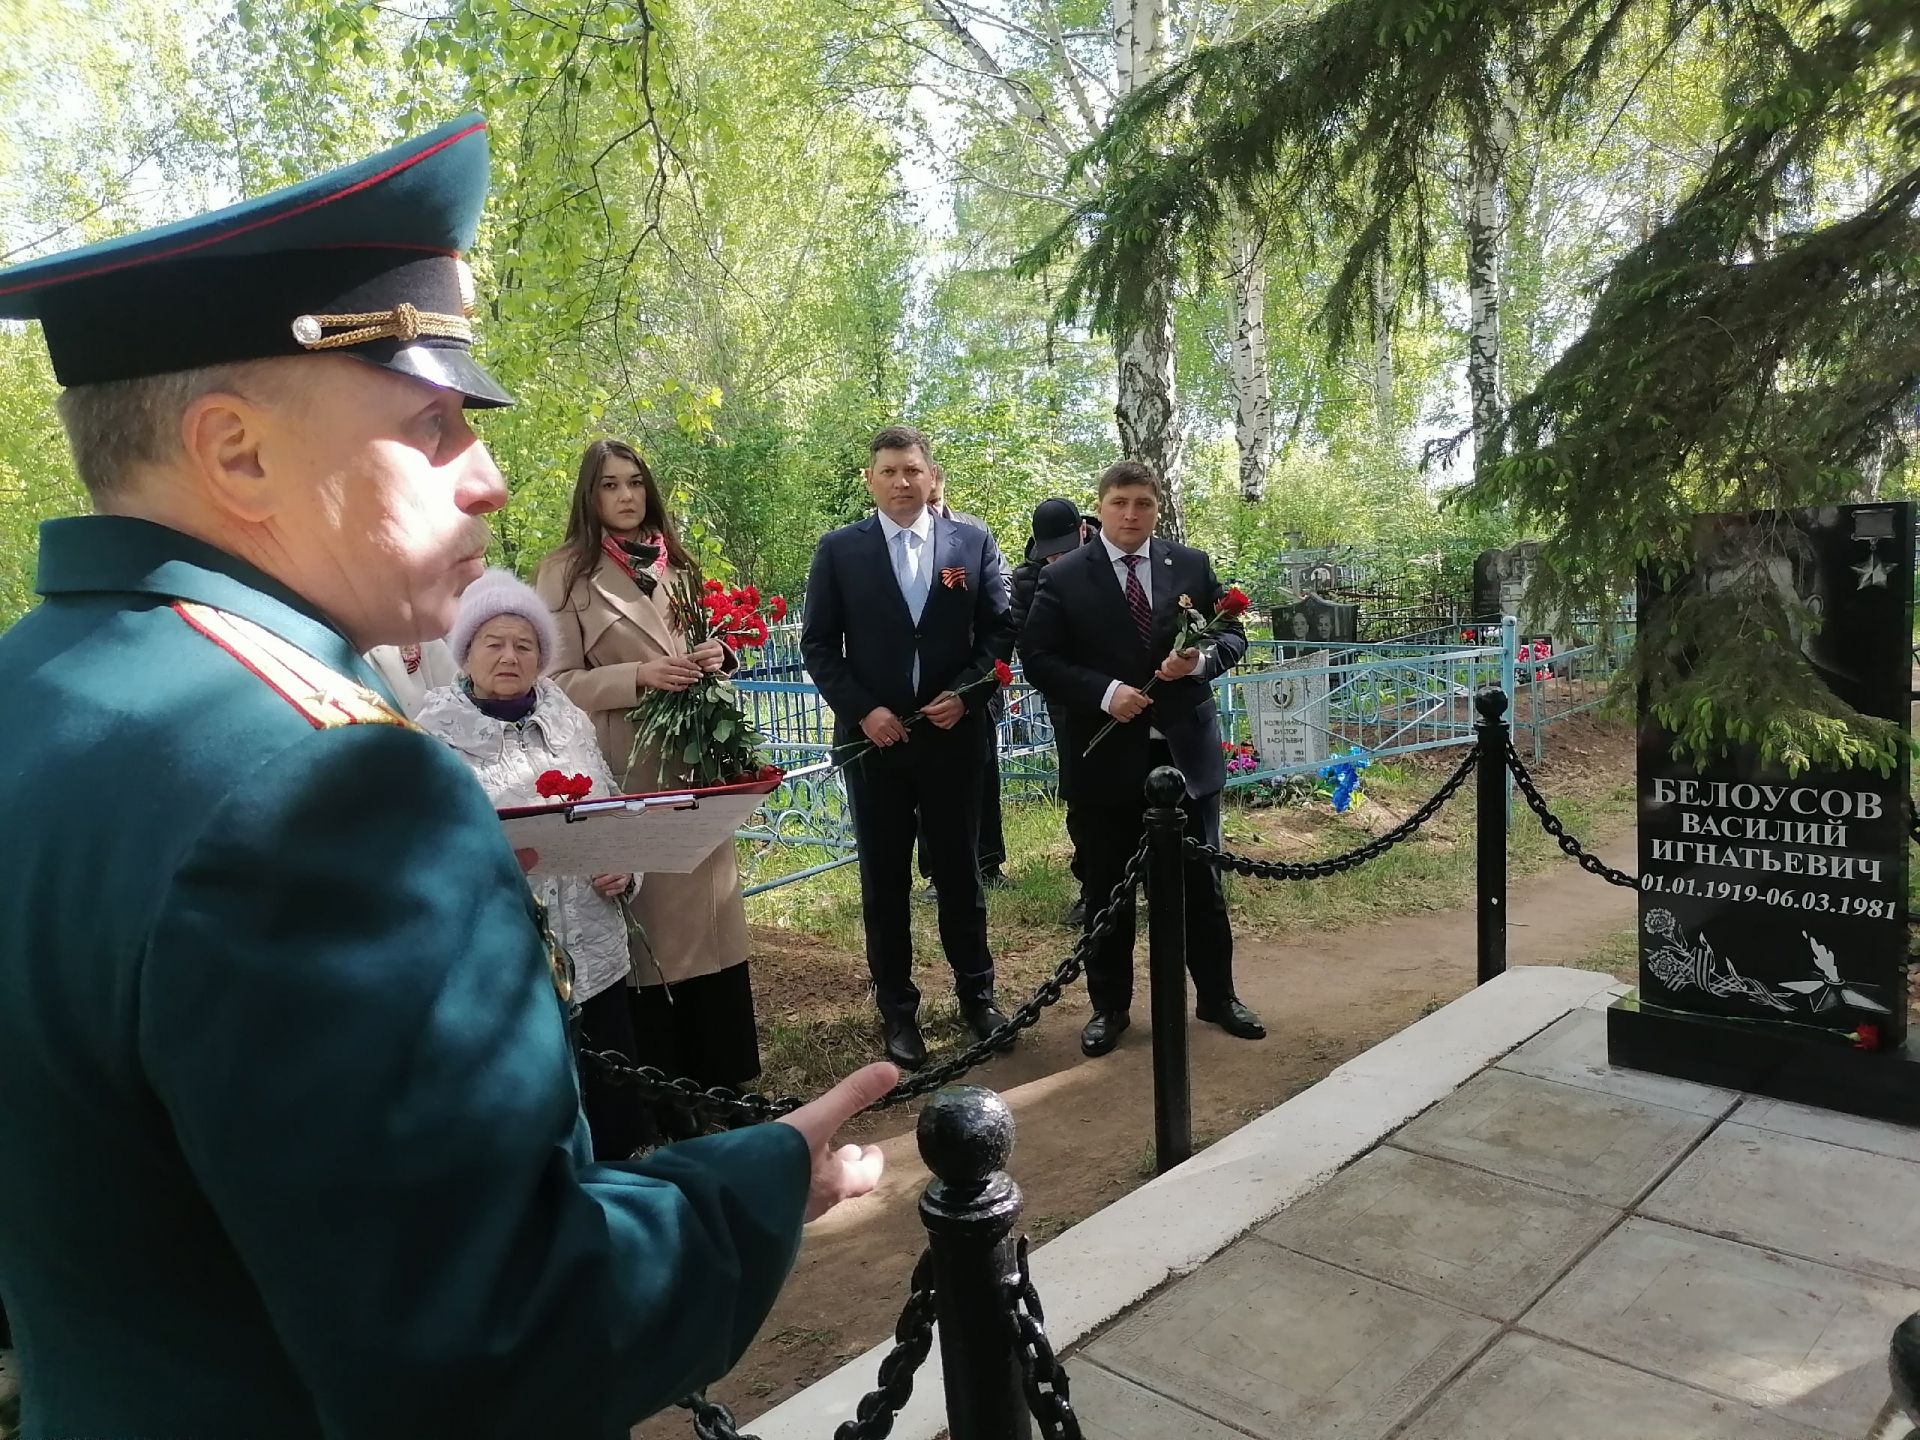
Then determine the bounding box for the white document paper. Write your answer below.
[498,781,777,876]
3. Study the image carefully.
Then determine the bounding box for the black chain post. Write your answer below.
[918,1087,1032,1440]
[1475,687,1509,985]
[1887,1311,1920,1440]
[1143,765,1192,1175]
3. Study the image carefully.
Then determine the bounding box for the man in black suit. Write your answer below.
[1020,461,1267,1057]
[801,426,1013,1070]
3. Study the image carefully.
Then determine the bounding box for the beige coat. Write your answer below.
[533,546,750,986]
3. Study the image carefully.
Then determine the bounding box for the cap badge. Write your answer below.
[290,302,473,352]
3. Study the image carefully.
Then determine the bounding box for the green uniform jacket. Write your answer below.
[0,517,810,1439]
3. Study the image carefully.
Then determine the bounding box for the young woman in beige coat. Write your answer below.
[533,438,760,1090]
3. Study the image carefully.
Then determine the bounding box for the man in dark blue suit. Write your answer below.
[801,426,1014,1069]
[1020,461,1267,1057]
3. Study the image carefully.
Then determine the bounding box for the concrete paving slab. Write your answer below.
[1258,1146,1616,1321]
[1395,1333,1842,1440]
[1083,1238,1495,1440]
[1730,1095,1920,1165]
[1525,1217,1920,1435]
[1643,1123,1920,1287]
[1390,1068,1712,1205]
[1496,1008,1739,1117]
[1067,1360,1253,1440]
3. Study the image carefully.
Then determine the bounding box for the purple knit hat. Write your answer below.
[448,568,560,674]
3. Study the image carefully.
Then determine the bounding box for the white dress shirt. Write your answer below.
[877,506,934,689]
[1099,534,1156,724]
[1097,534,1217,732]
[876,506,934,575]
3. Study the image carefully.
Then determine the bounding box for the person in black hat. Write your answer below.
[0,115,891,1438]
[1011,498,1094,923]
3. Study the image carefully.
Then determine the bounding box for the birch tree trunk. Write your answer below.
[1465,102,1513,461]
[1112,0,1183,534]
[1228,222,1272,501]
[1369,251,1395,442]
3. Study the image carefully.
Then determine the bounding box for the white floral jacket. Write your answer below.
[414,679,634,1003]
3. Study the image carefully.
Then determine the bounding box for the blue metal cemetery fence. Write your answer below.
[728,616,1633,894]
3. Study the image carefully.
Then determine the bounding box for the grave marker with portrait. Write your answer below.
[1248,651,1332,770]
[1271,594,1359,651]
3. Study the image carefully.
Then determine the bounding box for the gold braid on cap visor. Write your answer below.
[289,302,473,351]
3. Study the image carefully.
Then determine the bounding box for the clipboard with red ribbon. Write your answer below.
[496,773,781,876]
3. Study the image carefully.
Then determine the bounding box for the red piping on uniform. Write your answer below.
[0,121,485,299]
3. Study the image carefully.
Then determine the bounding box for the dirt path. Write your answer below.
[634,831,1637,1435]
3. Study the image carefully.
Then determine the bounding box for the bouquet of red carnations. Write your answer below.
[627,575,788,788]
[1083,584,1252,757]
[535,769,595,803]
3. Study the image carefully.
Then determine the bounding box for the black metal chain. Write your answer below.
[1504,740,1640,889]
[1005,1237,1083,1440]
[585,836,1153,1129]
[1187,742,1479,880]
[679,1390,761,1440]
[675,1251,937,1440]
[833,1249,938,1440]
[876,843,1148,1109]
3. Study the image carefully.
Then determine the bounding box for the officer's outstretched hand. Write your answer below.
[776,1062,896,1222]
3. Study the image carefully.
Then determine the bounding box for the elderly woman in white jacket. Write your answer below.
[415,569,645,1160]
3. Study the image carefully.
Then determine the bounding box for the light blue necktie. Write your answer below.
[894,528,928,691]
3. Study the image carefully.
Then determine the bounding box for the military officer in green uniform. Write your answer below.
[0,115,894,1439]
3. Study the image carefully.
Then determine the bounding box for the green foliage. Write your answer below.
[1033,0,1920,771]
[1633,587,1906,775]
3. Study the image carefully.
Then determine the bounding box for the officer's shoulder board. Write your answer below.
[173,601,414,731]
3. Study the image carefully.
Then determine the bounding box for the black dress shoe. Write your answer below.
[1063,897,1087,929]
[1196,997,1267,1040]
[1080,1011,1131,1057]
[883,1017,928,1070]
[961,999,1013,1048]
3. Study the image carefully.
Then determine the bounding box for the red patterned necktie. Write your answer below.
[1122,553,1153,646]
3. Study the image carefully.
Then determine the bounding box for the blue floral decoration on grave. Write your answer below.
[1318,747,1371,814]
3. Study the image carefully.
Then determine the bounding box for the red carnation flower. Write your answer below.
[1217,587,1251,619]
[745,615,771,646]
[567,774,593,801]
[739,584,760,607]
[535,770,568,799]
[721,631,745,651]
[704,577,724,593]
[1853,1023,1881,1051]
[768,595,788,623]
[993,658,1014,687]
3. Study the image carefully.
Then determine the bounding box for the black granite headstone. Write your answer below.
[1612,502,1917,1121]
[1271,594,1359,648]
